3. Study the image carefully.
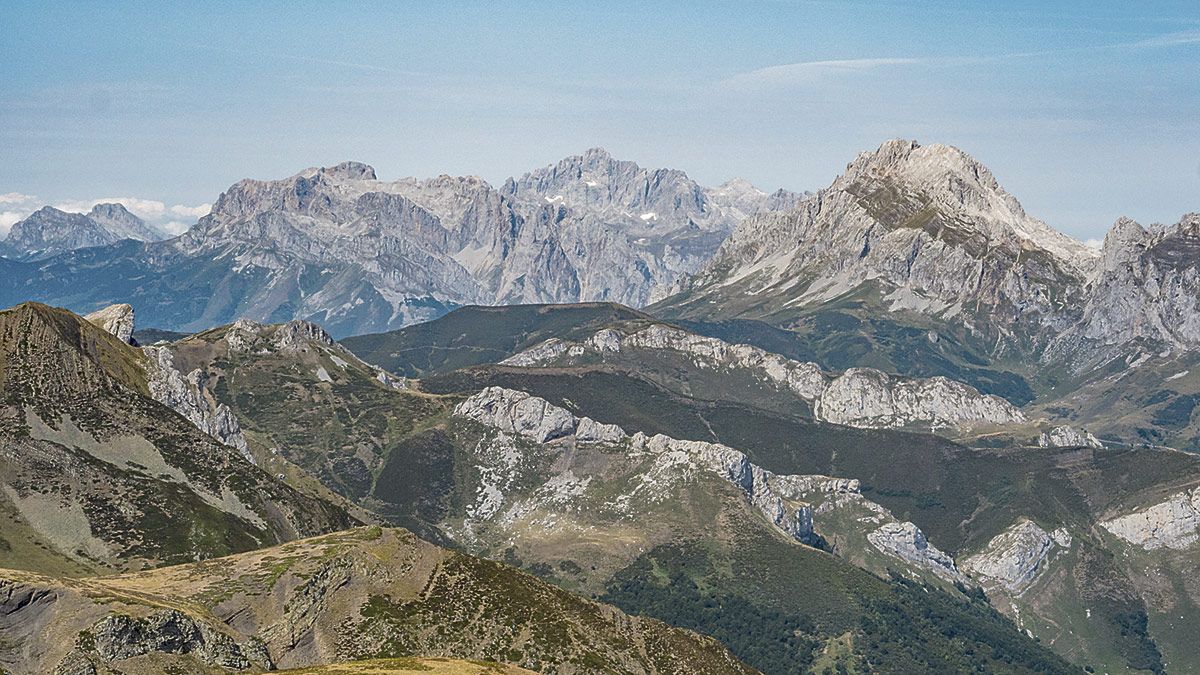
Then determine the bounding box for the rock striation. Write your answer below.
[1100,486,1200,550]
[503,323,1024,430]
[960,520,1057,593]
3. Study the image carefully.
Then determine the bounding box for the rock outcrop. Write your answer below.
[867,522,965,583]
[1037,425,1102,449]
[961,520,1056,593]
[1100,486,1200,550]
[453,386,579,443]
[143,345,253,462]
[84,303,135,344]
[815,368,1024,430]
[504,324,1024,430]
[455,387,953,572]
[83,609,271,670]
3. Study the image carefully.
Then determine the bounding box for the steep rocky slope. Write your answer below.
[0,527,750,674]
[656,140,1096,356]
[0,302,353,574]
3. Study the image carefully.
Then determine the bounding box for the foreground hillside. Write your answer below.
[0,302,354,574]
[0,526,749,674]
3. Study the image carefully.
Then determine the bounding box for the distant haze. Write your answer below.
[1,1,1197,240]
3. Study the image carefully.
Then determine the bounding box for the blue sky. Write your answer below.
[1,1,1197,240]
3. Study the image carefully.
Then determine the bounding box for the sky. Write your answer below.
[1,1,1197,241]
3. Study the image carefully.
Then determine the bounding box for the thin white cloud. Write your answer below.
[0,192,37,206]
[726,27,1200,91]
[0,211,26,236]
[1129,29,1200,48]
[1083,238,1104,250]
[169,203,212,219]
[159,221,194,236]
[724,58,924,88]
[52,196,210,224]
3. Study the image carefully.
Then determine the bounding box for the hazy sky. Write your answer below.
[1,1,1197,240]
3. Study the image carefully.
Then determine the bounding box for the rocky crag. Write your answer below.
[502,323,1024,430]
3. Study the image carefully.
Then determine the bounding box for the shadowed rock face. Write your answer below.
[1074,213,1200,348]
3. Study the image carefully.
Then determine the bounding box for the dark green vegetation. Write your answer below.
[165,320,462,540]
[341,303,649,376]
[601,538,1076,675]
[676,311,1036,405]
[124,304,1200,672]
[0,303,354,574]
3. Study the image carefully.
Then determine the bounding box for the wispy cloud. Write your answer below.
[0,192,37,206]
[723,58,924,88]
[1128,29,1200,48]
[52,197,211,224]
[726,27,1200,91]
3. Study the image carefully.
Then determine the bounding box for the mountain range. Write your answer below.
[1,149,799,336]
[2,139,1199,673]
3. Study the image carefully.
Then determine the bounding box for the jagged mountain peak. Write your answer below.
[86,201,164,242]
[838,139,1097,268]
[86,201,136,221]
[716,176,765,194]
[292,160,377,183]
